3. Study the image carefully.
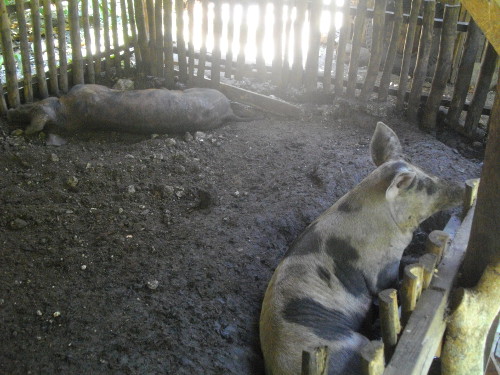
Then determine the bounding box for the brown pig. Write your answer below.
[260,122,464,375]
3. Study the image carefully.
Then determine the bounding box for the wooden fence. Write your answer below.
[0,0,498,138]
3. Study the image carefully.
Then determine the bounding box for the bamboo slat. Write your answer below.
[0,0,20,107]
[446,19,483,128]
[346,0,368,98]
[421,4,460,129]
[54,0,69,92]
[43,0,59,93]
[396,0,423,110]
[188,0,196,79]
[92,0,102,75]
[407,0,436,122]
[155,0,164,76]
[163,0,175,87]
[281,4,293,88]
[304,0,322,91]
[15,0,33,102]
[256,0,267,80]
[212,0,223,86]
[235,3,248,81]
[176,0,188,82]
[111,0,120,70]
[102,0,112,72]
[378,0,403,101]
[272,0,284,85]
[31,0,49,98]
[323,0,337,91]
[360,0,388,101]
[135,0,151,73]
[120,0,131,71]
[464,42,498,135]
[291,0,306,87]
[335,0,352,96]
[81,0,96,84]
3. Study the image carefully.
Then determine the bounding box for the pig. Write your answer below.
[260,122,464,375]
[7,84,254,135]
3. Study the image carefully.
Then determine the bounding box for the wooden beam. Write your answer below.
[459,0,500,54]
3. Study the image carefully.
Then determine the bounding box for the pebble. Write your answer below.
[53,311,61,318]
[66,176,79,189]
[81,265,87,270]
[125,154,135,159]
[184,132,194,142]
[165,138,177,147]
[194,131,206,141]
[127,185,136,194]
[50,153,60,162]
[9,218,28,230]
[146,280,159,290]
[11,129,24,136]
[36,310,42,316]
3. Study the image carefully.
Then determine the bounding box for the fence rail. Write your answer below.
[0,0,497,137]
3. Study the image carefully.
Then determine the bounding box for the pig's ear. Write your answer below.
[370,122,404,166]
[386,170,417,200]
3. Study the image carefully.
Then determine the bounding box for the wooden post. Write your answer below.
[406,0,436,123]
[0,0,20,107]
[400,264,424,325]
[301,346,329,375]
[31,0,49,97]
[425,230,450,263]
[323,0,337,91]
[146,0,156,65]
[396,0,423,110]
[346,0,368,98]
[120,0,132,72]
[92,0,102,76]
[163,0,175,87]
[335,0,352,96]
[360,0,389,101]
[111,0,120,70]
[360,341,385,375]
[188,0,196,79]
[304,0,322,91]
[281,4,293,88]
[463,178,480,215]
[378,289,401,360]
[135,0,151,73]
[378,0,403,101]
[127,0,141,66]
[176,0,188,82]
[235,3,248,81]
[15,0,33,102]
[421,4,460,129]
[54,0,69,92]
[291,0,307,87]
[272,0,284,85]
[256,0,267,81]
[102,0,112,73]
[442,263,500,375]
[212,0,223,87]
[68,0,85,84]
[155,0,164,76]
[81,0,96,84]
[463,43,498,136]
[419,253,438,289]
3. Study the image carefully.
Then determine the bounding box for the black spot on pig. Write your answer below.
[282,297,364,341]
[317,266,332,287]
[338,200,361,213]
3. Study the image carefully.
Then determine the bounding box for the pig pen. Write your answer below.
[0,104,482,374]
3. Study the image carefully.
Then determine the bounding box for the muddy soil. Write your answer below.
[0,100,481,374]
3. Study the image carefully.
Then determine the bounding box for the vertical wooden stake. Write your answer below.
[198,0,209,81]
[154,0,164,76]
[120,0,132,72]
[361,341,385,375]
[175,0,188,82]
[81,0,96,84]
[304,0,322,91]
[163,0,175,87]
[111,0,120,70]
[31,0,49,97]
[212,0,223,87]
[463,178,480,214]
[92,0,102,76]
[15,0,33,102]
[425,230,450,264]
[419,253,438,289]
[0,0,20,107]
[334,0,352,96]
[400,264,424,325]
[280,4,293,89]
[235,2,248,81]
[301,346,329,375]
[271,0,284,85]
[69,0,85,84]
[256,0,267,81]
[378,288,401,360]
[323,0,337,91]
[187,0,196,79]
[291,0,307,87]
[346,0,368,98]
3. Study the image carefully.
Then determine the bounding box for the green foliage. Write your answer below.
[4,0,16,6]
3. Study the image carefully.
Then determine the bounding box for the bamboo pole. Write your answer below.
[211,0,222,86]
[446,19,483,128]
[378,288,400,361]
[111,0,120,70]
[301,346,329,375]
[360,0,388,101]
[323,0,337,91]
[360,341,385,375]
[291,0,307,87]
[92,0,102,76]
[102,0,112,72]
[135,0,151,73]
[425,230,450,263]
[235,3,248,81]
[81,0,96,84]
[31,0,49,98]
[346,0,368,98]
[281,4,293,88]
[421,4,460,129]
[464,43,498,135]
[378,0,403,101]
[406,0,436,123]
[335,0,352,96]
[0,0,19,107]
[419,253,438,289]
[176,0,188,82]
[14,0,33,102]
[155,0,164,76]
[163,0,175,87]
[272,0,284,85]
[188,0,196,79]
[256,0,267,81]
[54,0,69,92]
[304,0,322,91]
[120,0,131,72]
[127,0,141,66]
[400,264,424,325]
[396,0,423,110]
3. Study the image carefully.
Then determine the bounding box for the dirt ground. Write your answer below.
[0,95,482,374]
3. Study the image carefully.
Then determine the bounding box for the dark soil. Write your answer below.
[0,100,481,374]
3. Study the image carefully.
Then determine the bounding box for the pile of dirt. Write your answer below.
[0,102,481,374]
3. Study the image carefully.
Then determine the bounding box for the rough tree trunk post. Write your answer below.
[442,73,500,375]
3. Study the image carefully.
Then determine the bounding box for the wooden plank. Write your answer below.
[383,205,476,375]
[460,0,500,54]
[346,0,368,98]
